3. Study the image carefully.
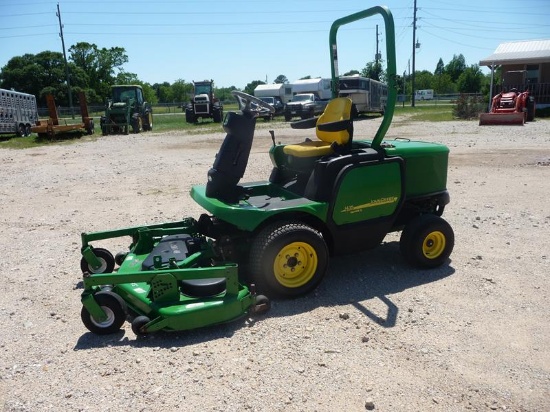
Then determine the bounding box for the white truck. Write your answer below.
[0,88,39,136]
[284,78,332,121]
[415,89,434,100]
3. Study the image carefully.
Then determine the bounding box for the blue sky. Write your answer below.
[1,0,549,89]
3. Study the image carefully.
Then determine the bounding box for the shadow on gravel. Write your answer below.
[73,317,262,350]
[268,240,455,327]
[73,241,454,350]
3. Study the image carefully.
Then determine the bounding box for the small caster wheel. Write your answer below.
[115,251,128,266]
[251,294,270,315]
[80,248,115,274]
[131,316,151,336]
[81,291,127,335]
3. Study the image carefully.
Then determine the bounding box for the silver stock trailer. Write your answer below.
[0,88,39,136]
[338,76,388,118]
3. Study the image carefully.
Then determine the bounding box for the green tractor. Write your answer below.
[79,6,454,336]
[100,85,153,135]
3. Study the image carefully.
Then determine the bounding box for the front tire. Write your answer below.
[81,291,127,335]
[80,248,115,274]
[400,214,454,268]
[249,222,328,298]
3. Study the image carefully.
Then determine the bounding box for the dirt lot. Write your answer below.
[1,115,549,411]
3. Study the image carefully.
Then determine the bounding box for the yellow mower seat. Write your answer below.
[283,97,353,158]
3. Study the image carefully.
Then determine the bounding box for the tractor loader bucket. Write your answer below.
[479,112,525,126]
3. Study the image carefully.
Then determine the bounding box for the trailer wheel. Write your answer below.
[249,221,328,298]
[16,124,25,137]
[400,214,454,268]
[80,248,115,274]
[81,291,127,335]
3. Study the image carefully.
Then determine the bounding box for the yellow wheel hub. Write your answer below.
[273,242,318,288]
[422,231,446,259]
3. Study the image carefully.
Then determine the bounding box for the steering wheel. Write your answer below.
[231,90,275,115]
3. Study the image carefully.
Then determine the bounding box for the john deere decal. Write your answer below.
[342,196,398,214]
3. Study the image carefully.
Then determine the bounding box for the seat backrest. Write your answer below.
[316,97,352,145]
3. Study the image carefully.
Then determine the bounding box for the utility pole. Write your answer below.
[375,25,380,66]
[411,0,417,107]
[56,3,74,118]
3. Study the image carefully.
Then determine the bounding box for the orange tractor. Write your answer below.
[479,88,535,126]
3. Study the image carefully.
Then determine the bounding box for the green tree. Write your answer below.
[69,42,129,101]
[415,70,434,90]
[244,80,265,95]
[445,54,466,83]
[343,70,360,76]
[434,58,445,75]
[433,72,456,94]
[172,79,193,103]
[361,61,385,82]
[457,64,483,93]
[214,86,237,102]
[274,75,288,84]
[0,51,86,105]
[154,82,173,103]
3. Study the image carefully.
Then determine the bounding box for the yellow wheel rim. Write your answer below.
[273,242,318,288]
[422,231,446,259]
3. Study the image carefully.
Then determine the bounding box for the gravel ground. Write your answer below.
[0,115,549,411]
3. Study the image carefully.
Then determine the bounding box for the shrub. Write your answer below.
[453,94,485,120]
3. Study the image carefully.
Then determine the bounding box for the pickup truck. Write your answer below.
[284,93,329,121]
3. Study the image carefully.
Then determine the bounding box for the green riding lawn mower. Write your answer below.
[79,6,454,336]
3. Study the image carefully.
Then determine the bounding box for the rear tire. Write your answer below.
[400,214,454,268]
[249,221,328,298]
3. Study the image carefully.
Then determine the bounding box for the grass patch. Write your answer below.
[1,102,466,149]
[394,104,454,122]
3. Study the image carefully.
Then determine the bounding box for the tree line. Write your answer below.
[0,42,495,108]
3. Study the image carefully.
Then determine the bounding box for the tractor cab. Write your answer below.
[112,85,144,106]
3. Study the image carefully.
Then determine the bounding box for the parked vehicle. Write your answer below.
[338,75,388,117]
[0,88,39,136]
[291,78,332,100]
[259,97,284,115]
[185,80,223,123]
[415,89,434,100]
[32,92,94,138]
[479,88,535,126]
[284,93,330,121]
[254,83,293,105]
[100,85,153,135]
